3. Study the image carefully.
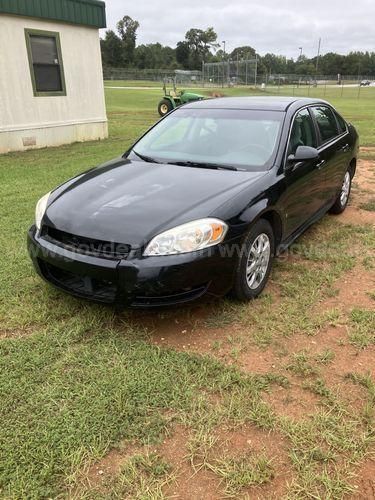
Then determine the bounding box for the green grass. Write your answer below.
[0,320,282,497]
[0,85,374,498]
[360,198,375,212]
[81,452,174,499]
[348,308,375,348]
[207,452,274,496]
[104,79,163,87]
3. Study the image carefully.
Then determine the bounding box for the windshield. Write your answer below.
[129,108,284,171]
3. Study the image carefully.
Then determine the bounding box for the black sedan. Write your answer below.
[28,97,359,307]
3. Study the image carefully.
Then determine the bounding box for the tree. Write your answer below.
[100,30,123,67]
[183,27,219,69]
[135,43,177,69]
[176,41,190,69]
[116,15,140,66]
[230,46,256,61]
[100,18,375,78]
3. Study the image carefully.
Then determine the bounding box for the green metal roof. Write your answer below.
[0,0,106,28]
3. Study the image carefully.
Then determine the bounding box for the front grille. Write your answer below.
[42,226,130,260]
[39,260,117,303]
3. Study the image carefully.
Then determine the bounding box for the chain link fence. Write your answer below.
[202,59,258,87]
[257,74,375,98]
[103,67,204,85]
[103,66,375,98]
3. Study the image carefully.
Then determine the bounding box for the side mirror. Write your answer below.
[287,146,319,166]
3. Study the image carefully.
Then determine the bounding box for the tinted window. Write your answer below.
[27,32,65,94]
[312,106,339,143]
[335,112,347,134]
[289,108,317,155]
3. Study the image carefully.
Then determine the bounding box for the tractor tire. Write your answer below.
[158,99,173,117]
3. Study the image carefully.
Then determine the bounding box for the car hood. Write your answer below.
[45,157,267,247]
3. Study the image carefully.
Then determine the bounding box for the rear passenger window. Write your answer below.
[312,106,339,143]
[335,112,347,134]
[288,108,317,155]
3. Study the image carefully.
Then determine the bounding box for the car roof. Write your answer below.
[184,96,329,112]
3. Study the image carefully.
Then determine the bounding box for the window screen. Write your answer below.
[26,31,65,95]
[311,106,339,143]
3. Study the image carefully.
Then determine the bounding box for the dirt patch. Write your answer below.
[239,344,282,374]
[352,159,375,198]
[264,382,321,420]
[341,158,375,222]
[212,424,293,499]
[71,443,141,495]
[0,326,37,340]
[338,205,375,225]
[351,458,375,499]
[71,426,224,500]
[161,425,223,500]
[317,264,375,313]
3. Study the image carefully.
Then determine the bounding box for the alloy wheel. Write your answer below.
[340,171,351,206]
[246,233,271,289]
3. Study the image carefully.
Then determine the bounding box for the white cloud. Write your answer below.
[103,0,375,58]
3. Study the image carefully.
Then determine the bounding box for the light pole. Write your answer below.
[315,38,321,75]
[222,40,226,87]
[299,47,303,59]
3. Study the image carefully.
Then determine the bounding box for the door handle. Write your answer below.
[339,144,350,153]
[316,160,326,169]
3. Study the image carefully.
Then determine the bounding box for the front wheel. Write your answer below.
[158,99,173,117]
[231,219,275,301]
[329,169,352,214]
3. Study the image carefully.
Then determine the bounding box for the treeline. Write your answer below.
[100,15,375,76]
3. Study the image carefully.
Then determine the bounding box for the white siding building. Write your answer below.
[0,0,108,154]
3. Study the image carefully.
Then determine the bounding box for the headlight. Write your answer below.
[144,218,228,256]
[35,192,51,231]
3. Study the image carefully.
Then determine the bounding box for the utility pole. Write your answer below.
[222,40,226,87]
[315,38,321,74]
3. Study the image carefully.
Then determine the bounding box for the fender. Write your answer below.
[239,200,285,246]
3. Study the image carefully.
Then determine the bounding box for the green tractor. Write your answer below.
[158,79,204,117]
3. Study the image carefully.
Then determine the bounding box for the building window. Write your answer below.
[25,29,66,97]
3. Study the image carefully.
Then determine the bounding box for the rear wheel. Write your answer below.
[329,168,352,214]
[231,219,275,301]
[158,99,173,117]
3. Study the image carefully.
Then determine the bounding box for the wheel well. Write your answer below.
[349,158,357,177]
[258,211,283,250]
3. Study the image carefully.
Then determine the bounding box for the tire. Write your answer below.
[158,99,173,117]
[329,168,352,214]
[231,219,275,301]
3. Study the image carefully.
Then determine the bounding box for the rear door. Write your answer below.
[281,107,327,237]
[310,106,347,204]
[329,110,352,200]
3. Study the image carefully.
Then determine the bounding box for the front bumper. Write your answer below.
[27,226,238,307]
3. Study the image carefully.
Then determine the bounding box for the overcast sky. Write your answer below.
[102,0,375,59]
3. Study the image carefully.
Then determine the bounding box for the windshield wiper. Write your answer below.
[167,160,239,171]
[132,150,161,164]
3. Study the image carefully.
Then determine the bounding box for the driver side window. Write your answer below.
[288,108,317,155]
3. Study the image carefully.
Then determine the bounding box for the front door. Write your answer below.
[280,108,327,238]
